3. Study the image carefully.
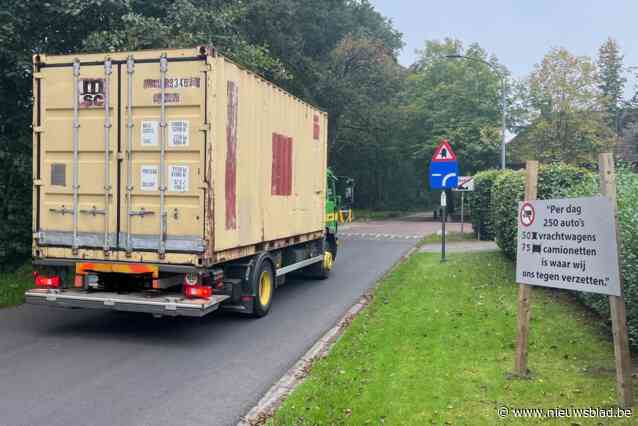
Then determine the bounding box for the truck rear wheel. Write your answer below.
[252,259,275,317]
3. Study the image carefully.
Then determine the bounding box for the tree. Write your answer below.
[83,0,288,79]
[405,39,506,175]
[597,37,626,133]
[322,34,413,208]
[512,47,614,164]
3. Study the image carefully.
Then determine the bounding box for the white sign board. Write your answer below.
[141,120,159,146]
[516,197,620,296]
[169,165,189,192]
[140,165,158,191]
[453,176,474,192]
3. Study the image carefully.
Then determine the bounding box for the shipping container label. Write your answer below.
[141,120,159,146]
[169,165,189,192]
[168,120,189,147]
[140,165,159,191]
[143,77,201,89]
[79,79,105,108]
[153,93,181,104]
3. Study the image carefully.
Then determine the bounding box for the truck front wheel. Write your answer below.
[308,236,336,279]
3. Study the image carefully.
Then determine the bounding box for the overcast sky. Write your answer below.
[370,0,638,93]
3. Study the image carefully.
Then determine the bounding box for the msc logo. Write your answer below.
[79,79,105,108]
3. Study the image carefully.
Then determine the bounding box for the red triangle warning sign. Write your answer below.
[432,140,457,162]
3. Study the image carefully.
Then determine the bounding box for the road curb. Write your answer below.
[238,244,419,426]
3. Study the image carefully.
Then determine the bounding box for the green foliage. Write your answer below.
[560,167,638,349]
[615,168,638,348]
[491,170,525,259]
[492,164,594,259]
[597,38,626,130]
[82,0,289,79]
[511,48,615,164]
[406,39,506,176]
[0,263,33,307]
[468,169,502,240]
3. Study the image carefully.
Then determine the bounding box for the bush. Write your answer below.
[468,170,502,240]
[492,164,594,259]
[562,167,638,348]
[491,170,525,258]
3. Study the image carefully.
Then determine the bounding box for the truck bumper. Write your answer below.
[25,289,229,317]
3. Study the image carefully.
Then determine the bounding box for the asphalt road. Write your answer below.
[0,222,424,426]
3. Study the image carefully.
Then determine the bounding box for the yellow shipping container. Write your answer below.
[32,46,328,267]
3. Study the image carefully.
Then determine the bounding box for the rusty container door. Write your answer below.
[37,59,118,253]
[119,54,207,258]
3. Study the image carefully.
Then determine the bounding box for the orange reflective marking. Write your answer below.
[76,262,158,278]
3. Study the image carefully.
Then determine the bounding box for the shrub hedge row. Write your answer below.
[468,170,501,240]
[472,163,638,349]
[491,164,595,259]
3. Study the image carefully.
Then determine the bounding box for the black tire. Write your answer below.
[327,233,338,260]
[252,258,275,318]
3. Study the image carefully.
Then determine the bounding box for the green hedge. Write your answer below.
[489,162,638,349]
[561,167,638,348]
[491,164,595,259]
[468,170,502,240]
[491,170,525,258]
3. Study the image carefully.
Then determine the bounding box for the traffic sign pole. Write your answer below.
[461,192,464,234]
[441,191,447,262]
[428,139,458,263]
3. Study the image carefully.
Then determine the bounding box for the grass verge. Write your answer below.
[272,251,636,425]
[0,263,33,308]
[353,209,410,222]
[419,231,476,245]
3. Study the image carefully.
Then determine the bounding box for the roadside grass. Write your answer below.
[353,209,410,222]
[419,231,476,245]
[0,263,33,308]
[272,251,636,425]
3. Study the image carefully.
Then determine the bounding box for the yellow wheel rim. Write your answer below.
[323,250,334,272]
[259,270,272,307]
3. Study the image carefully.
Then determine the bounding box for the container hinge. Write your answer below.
[199,123,211,132]
[50,206,73,215]
[80,206,106,216]
[33,72,45,80]
[125,54,135,254]
[71,58,81,253]
[102,57,113,253]
[158,53,168,257]
[33,179,43,187]
[129,208,155,217]
[33,126,45,133]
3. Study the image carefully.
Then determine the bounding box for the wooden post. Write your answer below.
[514,160,538,376]
[599,153,633,408]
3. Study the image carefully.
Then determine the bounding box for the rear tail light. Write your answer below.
[33,272,61,289]
[74,275,84,288]
[182,273,212,299]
